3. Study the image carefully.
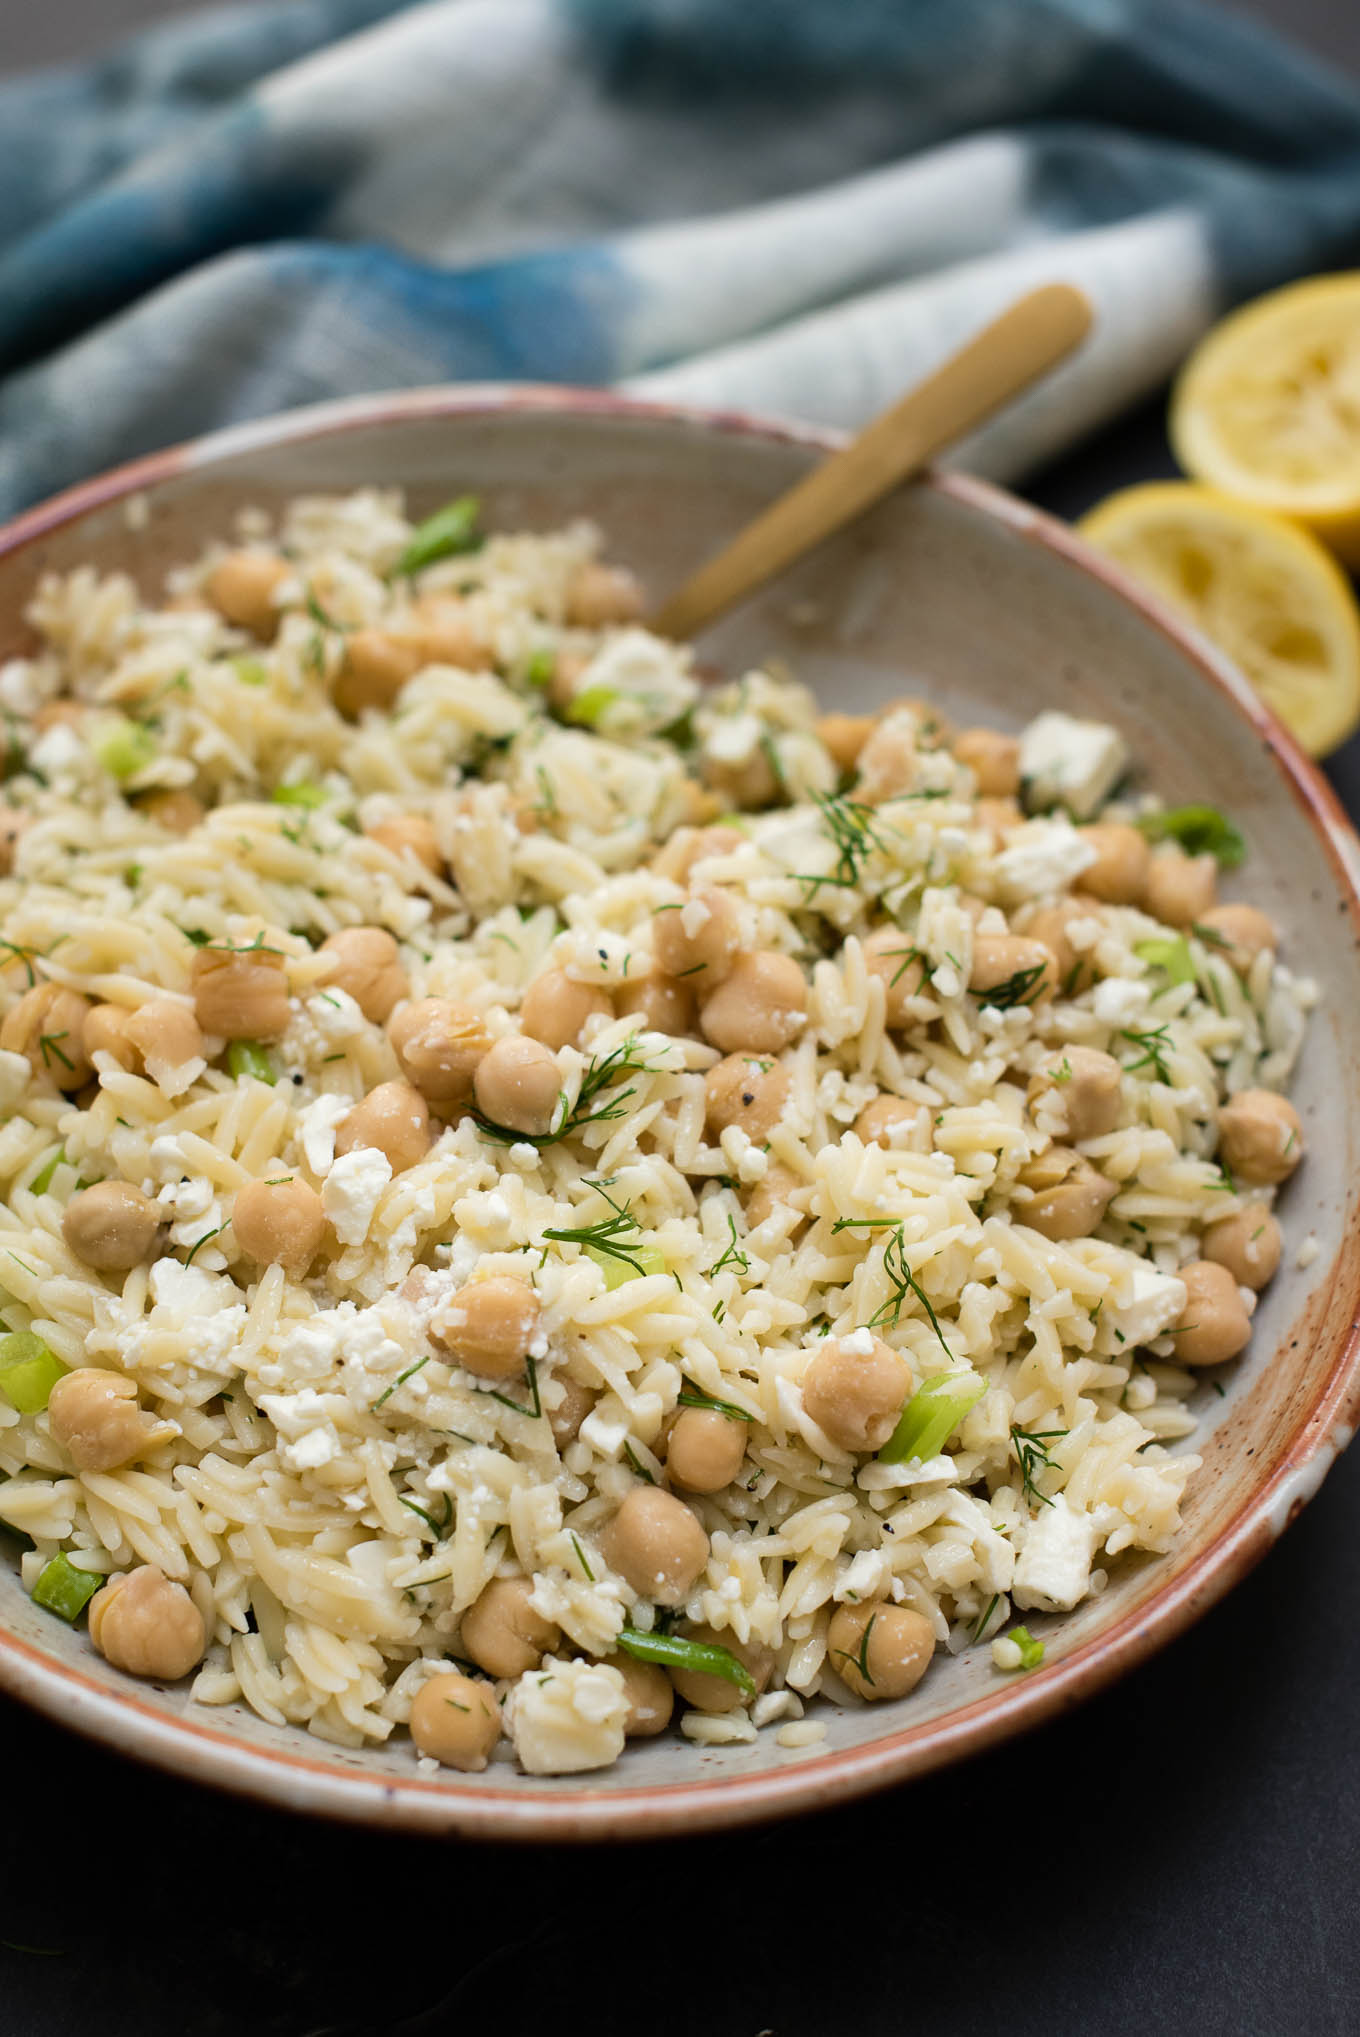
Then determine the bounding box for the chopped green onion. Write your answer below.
[29,1146,64,1196]
[879,1371,985,1465]
[0,1332,68,1414]
[586,1240,666,1291]
[32,1552,102,1622]
[1133,934,1195,986]
[564,683,619,728]
[616,1625,754,1693]
[396,496,482,576]
[226,1040,275,1084]
[232,657,269,687]
[272,781,326,809]
[1006,1624,1045,1671]
[524,648,556,690]
[92,717,157,784]
[1137,804,1245,867]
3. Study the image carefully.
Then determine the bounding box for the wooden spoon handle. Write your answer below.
[648,281,1092,641]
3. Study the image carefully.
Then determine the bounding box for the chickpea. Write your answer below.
[432,1275,541,1383]
[1143,847,1217,927]
[1197,903,1278,976]
[365,814,443,875]
[653,888,740,984]
[607,1654,674,1737]
[953,728,1021,797]
[1201,1207,1282,1291]
[1016,1149,1114,1241]
[1171,1259,1252,1366]
[883,696,953,750]
[140,789,205,834]
[669,1625,773,1714]
[817,713,876,774]
[409,1671,501,1770]
[1,982,94,1088]
[974,796,1023,843]
[651,825,745,885]
[602,1486,710,1607]
[703,1053,790,1141]
[803,1333,911,1454]
[615,973,695,1038]
[826,1601,934,1701]
[31,701,84,734]
[1075,823,1151,905]
[84,1002,139,1071]
[334,629,423,717]
[700,950,807,1055]
[0,806,29,874]
[862,926,930,1026]
[1026,908,1099,1002]
[667,1406,747,1493]
[854,1095,919,1148]
[62,1181,161,1271]
[701,738,779,811]
[743,1162,809,1232]
[387,997,491,1107]
[318,926,408,1024]
[88,1565,206,1681]
[205,551,290,638]
[564,560,645,628]
[48,1369,170,1473]
[1218,1088,1303,1186]
[969,933,1056,1004]
[473,1034,561,1136]
[336,1080,431,1175]
[412,595,488,671]
[460,1575,559,1679]
[232,1177,326,1279]
[191,942,290,1041]
[520,968,612,1051]
[855,713,918,803]
[125,998,204,1078]
[548,1374,596,1448]
[1027,1045,1122,1142]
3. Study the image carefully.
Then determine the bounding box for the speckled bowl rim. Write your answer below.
[0,383,1358,1842]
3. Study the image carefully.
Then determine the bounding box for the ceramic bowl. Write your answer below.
[0,387,1356,1841]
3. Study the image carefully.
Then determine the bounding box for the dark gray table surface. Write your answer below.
[2,5,1360,2035]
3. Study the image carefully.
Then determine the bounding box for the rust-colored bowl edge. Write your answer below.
[0,383,1357,1843]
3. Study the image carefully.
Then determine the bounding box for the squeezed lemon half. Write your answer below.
[1079,480,1360,757]
[1170,273,1360,566]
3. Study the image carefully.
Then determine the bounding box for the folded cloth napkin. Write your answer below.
[2,0,1360,516]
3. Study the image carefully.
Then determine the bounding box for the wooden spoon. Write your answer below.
[648,282,1092,641]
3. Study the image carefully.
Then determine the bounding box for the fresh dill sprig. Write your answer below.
[477,1354,542,1420]
[795,792,892,896]
[183,1223,227,1268]
[399,1491,453,1538]
[1120,1024,1173,1083]
[0,939,40,988]
[677,1381,754,1423]
[710,1214,749,1277]
[622,1439,655,1484]
[372,1354,431,1410]
[831,1216,952,1355]
[971,1593,1001,1644]
[1010,1424,1068,1509]
[829,1610,878,1688]
[974,962,1048,1009]
[37,1031,73,1073]
[542,1189,647,1277]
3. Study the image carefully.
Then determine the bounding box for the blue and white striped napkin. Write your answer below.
[1,0,1358,514]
